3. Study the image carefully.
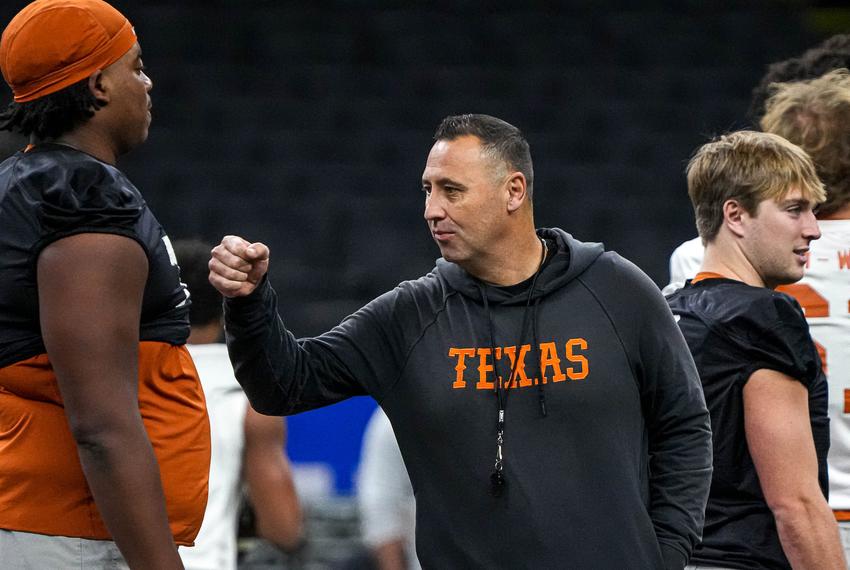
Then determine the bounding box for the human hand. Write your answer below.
[208,235,270,297]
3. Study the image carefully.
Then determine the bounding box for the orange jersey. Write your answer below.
[0,341,210,545]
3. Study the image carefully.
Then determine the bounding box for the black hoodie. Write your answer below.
[225,228,712,569]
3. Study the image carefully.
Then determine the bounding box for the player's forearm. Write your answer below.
[774,498,845,569]
[256,508,304,553]
[245,412,305,553]
[75,424,182,570]
[252,465,304,552]
[372,540,408,570]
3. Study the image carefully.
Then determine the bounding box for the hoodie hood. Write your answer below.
[435,227,604,305]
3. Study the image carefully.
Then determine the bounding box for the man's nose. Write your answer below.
[424,193,445,221]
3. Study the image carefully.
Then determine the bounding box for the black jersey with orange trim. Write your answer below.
[0,144,209,543]
[0,143,190,366]
[667,277,828,570]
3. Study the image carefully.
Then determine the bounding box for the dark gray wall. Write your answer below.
[0,1,827,335]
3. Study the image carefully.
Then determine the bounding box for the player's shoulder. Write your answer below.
[673,279,819,384]
[746,287,808,340]
[20,146,145,233]
[18,144,141,206]
[674,279,806,336]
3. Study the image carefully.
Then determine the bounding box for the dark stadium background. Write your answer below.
[1,1,847,566]
[3,0,846,337]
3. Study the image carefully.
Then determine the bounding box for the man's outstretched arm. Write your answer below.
[210,234,400,415]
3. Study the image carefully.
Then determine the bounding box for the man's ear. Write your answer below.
[722,198,748,238]
[87,69,109,106]
[506,172,528,213]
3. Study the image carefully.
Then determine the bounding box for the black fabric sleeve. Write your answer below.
[32,159,145,261]
[737,293,820,389]
[582,253,712,568]
[660,544,687,570]
[224,277,411,415]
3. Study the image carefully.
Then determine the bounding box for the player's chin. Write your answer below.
[776,267,805,286]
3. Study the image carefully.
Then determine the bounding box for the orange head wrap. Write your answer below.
[0,0,137,103]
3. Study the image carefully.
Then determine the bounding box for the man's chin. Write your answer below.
[440,255,464,267]
[434,243,451,260]
[438,247,464,263]
[433,241,470,263]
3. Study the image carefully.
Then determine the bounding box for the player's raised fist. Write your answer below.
[208,235,270,297]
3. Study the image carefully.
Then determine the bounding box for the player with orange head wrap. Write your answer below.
[0,1,210,568]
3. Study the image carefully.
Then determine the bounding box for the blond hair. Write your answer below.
[687,130,825,243]
[761,69,850,217]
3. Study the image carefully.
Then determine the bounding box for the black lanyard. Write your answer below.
[489,238,548,497]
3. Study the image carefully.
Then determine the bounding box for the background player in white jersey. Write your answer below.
[665,34,850,293]
[665,69,850,556]
[357,407,420,570]
[174,239,304,570]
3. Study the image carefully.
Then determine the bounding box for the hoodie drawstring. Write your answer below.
[532,297,547,417]
[483,237,548,497]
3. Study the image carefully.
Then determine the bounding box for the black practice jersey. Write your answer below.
[0,144,190,368]
[667,277,828,570]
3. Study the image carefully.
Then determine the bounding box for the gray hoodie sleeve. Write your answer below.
[581,253,712,570]
[223,278,409,414]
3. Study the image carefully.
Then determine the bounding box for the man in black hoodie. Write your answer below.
[210,114,712,569]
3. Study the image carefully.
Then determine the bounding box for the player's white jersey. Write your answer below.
[664,221,850,509]
[780,220,850,509]
[663,236,702,295]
